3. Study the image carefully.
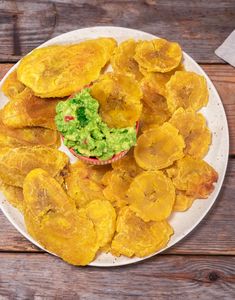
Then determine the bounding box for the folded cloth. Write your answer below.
[215,30,235,67]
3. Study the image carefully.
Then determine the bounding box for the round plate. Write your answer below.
[0,26,229,267]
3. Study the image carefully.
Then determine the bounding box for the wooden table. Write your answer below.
[0,1,235,298]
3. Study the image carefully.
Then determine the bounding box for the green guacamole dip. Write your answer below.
[55,89,136,160]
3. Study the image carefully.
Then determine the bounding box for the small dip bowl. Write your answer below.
[63,121,139,165]
[60,87,139,165]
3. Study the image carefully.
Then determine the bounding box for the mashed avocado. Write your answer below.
[55,89,136,160]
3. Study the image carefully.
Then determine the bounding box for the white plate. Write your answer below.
[0,26,229,267]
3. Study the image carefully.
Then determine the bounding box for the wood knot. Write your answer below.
[208,271,220,282]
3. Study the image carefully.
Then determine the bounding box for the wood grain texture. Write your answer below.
[1,63,234,153]
[0,158,234,254]
[0,0,235,62]
[201,64,235,154]
[0,253,235,299]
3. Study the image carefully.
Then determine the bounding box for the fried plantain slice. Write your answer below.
[166,156,218,198]
[139,62,185,79]
[166,71,209,113]
[140,74,171,131]
[103,151,143,207]
[111,207,173,257]
[0,111,60,148]
[1,70,26,100]
[141,73,169,99]
[65,161,107,208]
[1,88,60,130]
[85,199,116,248]
[111,149,143,175]
[0,182,24,212]
[101,170,113,186]
[134,38,182,73]
[111,39,143,80]
[91,72,142,128]
[17,38,117,98]
[23,168,98,266]
[140,105,166,133]
[169,108,211,158]
[127,171,175,221]
[140,63,185,97]
[87,164,112,185]
[103,169,131,208]
[173,190,195,212]
[0,146,68,187]
[134,122,185,170]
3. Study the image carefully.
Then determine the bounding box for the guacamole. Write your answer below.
[55,89,136,160]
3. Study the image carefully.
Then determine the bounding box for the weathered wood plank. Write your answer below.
[0,0,235,62]
[1,63,234,153]
[0,253,234,299]
[201,64,235,155]
[0,158,234,254]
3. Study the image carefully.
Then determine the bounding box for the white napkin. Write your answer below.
[215,30,235,67]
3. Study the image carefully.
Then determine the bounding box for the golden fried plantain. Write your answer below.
[17,38,117,98]
[173,190,195,212]
[65,161,107,208]
[23,168,98,266]
[1,88,60,130]
[169,108,211,158]
[101,170,113,186]
[91,72,142,128]
[0,146,68,187]
[103,169,133,208]
[127,171,175,221]
[0,111,60,148]
[85,199,116,248]
[166,71,209,113]
[166,156,218,198]
[140,63,185,97]
[139,62,185,78]
[103,151,143,207]
[140,103,167,132]
[134,122,185,170]
[87,164,112,185]
[1,70,26,100]
[134,39,182,73]
[111,207,173,257]
[140,74,171,131]
[111,39,143,80]
[112,149,143,175]
[0,182,24,212]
